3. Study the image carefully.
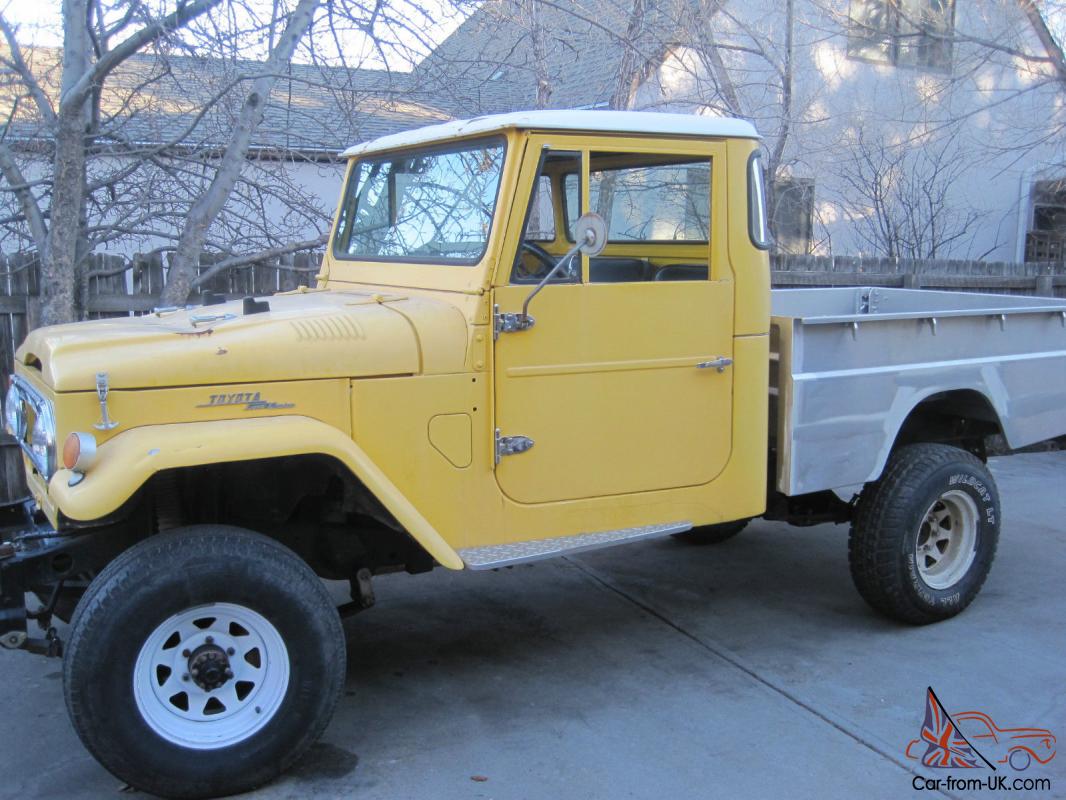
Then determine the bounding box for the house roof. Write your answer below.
[341,109,759,156]
[416,0,1066,117]
[0,46,454,156]
[412,0,679,112]
[4,1,1061,159]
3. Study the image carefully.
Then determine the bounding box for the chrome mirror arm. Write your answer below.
[497,213,606,338]
[519,234,588,322]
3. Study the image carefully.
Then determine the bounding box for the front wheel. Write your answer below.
[849,443,1000,624]
[64,526,346,799]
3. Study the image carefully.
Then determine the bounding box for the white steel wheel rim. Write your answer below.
[915,490,979,590]
[133,602,290,750]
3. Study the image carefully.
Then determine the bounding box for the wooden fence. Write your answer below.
[0,251,323,386]
[771,254,1066,296]
[0,250,323,504]
[1,250,1063,381]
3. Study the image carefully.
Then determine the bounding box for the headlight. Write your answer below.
[6,376,57,479]
[29,401,56,478]
[4,381,24,439]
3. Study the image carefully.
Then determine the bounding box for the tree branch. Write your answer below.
[0,14,59,126]
[1017,0,1066,84]
[0,139,48,254]
[62,0,224,108]
[186,235,327,289]
[162,0,321,304]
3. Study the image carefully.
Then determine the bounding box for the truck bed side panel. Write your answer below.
[770,289,1066,496]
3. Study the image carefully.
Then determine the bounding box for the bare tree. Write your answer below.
[159,0,318,305]
[641,0,1063,255]
[522,0,554,108]
[684,0,799,244]
[4,0,1063,313]
[0,0,451,323]
[407,0,807,245]
[608,0,654,110]
[836,126,990,258]
[1,0,222,324]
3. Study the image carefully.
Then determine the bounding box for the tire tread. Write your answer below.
[63,525,345,800]
[848,444,999,625]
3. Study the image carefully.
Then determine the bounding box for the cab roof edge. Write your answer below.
[341,110,760,159]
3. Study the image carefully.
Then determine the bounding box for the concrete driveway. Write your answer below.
[2,452,1063,799]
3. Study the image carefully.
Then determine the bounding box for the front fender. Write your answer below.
[47,416,465,570]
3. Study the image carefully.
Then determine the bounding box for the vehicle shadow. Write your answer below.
[323,520,904,758]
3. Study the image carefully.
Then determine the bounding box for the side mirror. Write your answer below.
[518,213,607,324]
[573,212,609,258]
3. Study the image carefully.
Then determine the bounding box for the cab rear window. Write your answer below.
[564,159,710,243]
[748,152,771,250]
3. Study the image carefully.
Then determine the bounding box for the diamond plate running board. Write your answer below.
[459,521,693,570]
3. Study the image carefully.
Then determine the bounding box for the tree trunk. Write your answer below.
[765,0,795,252]
[161,0,320,305]
[768,0,795,184]
[608,0,649,112]
[40,0,91,327]
[526,0,552,108]
[1017,0,1066,86]
[694,0,743,116]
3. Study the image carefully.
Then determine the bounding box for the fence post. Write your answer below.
[1035,264,1055,297]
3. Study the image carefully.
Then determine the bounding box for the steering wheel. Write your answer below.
[515,241,558,281]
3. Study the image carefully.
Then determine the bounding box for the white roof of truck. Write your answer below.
[341,110,760,157]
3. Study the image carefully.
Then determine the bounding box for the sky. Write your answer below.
[0,0,470,70]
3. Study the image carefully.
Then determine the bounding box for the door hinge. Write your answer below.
[493,304,535,340]
[495,428,534,464]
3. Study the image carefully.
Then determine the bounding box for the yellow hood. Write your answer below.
[16,290,469,391]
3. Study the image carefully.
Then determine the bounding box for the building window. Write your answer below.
[770,179,814,255]
[1025,179,1066,263]
[848,0,955,71]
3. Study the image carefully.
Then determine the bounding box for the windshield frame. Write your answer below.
[330,135,508,267]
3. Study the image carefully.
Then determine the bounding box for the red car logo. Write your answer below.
[905,688,1057,771]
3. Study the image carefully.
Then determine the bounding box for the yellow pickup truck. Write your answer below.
[3,111,1066,799]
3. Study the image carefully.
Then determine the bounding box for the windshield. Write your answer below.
[332,138,505,265]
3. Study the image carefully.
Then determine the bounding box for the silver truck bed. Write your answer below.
[770,288,1066,497]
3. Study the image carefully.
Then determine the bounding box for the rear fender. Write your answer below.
[47,416,465,569]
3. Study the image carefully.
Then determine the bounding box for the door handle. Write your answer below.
[696,357,733,373]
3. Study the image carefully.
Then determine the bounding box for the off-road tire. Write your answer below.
[849,443,1000,625]
[672,519,749,545]
[64,525,346,799]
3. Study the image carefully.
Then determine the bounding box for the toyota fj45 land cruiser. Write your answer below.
[3,110,1065,798]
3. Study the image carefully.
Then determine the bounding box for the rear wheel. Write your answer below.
[672,519,749,545]
[849,443,999,624]
[64,525,345,799]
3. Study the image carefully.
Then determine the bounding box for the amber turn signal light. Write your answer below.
[63,432,97,471]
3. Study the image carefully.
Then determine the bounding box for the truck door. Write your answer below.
[492,138,734,505]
